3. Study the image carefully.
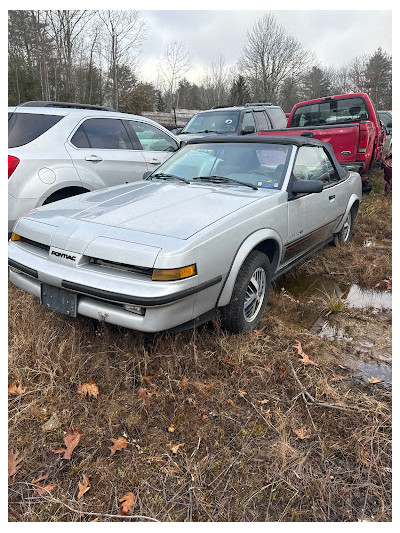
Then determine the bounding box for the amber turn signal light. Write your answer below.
[152,264,197,281]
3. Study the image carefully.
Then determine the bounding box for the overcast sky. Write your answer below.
[137,9,392,84]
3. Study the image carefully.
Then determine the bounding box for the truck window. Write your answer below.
[291,97,369,127]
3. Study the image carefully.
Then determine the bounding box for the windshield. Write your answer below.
[150,142,292,190]
[181,111,240,134]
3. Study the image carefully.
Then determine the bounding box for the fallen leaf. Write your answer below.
[77,473,90,500]
[179,376,188,389]
[167,442,185,454]
[222,357,236,366]
[330,374,346,382]
[42,413,61,432]
[8,379,25,395]
[31,472,49,484]
[279,367,286,379]
[109,436,128,456]
[8,449,22,477]
[141,374,156,382]
[368,377,382,384]
[53,426,83,460]
[168,424,175,433]
[137,387,149,401]
[202,414,209,420]
[118,492,136,515]
[227,398,236,407]
[293,340,319,366]
[293,428,311,440]
[77,380,99,399]
[33,484,55,496]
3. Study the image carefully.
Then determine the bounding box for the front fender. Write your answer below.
[217,229,283,307]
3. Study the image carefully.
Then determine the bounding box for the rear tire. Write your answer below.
[43,187,89,205]
[221,251,271,333]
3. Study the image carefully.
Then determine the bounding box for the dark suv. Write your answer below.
[176,103,287,141]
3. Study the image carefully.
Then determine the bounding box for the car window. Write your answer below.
[8,113,64,148]
[267,107,287,128]
[127,121,178,152]
[379,112,392,127]
[292,146,338,185]
[72,118,133,150]
[254,111,271,131]
[242,112,256,131]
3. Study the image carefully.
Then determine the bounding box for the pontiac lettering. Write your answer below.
[51,250,76,261]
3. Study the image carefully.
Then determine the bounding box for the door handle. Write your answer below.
[85,155,103,162]
[148,159,161,165]
[329,194,336,201]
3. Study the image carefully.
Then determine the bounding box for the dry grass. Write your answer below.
[8,168,391,522]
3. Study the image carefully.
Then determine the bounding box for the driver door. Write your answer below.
[283,146,342,264]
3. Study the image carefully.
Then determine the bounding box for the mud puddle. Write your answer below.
[277,275,392,310]
[277,275,392,387]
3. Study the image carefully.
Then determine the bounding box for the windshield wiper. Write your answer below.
[193,175,258,190]
[150,173,191,184]
[192,130,219,134]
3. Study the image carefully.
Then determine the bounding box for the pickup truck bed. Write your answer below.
[259,123,362,170]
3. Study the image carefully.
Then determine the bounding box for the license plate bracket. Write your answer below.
[41,283,77,317]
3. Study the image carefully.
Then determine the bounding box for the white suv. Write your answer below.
[8,102,181,234]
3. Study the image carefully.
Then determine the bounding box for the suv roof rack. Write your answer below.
[211,105,234,109]
[18,101,117,112]
[244,102,273,107]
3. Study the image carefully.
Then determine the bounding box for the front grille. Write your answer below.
[19,236,50,252]
[88,257,153,277]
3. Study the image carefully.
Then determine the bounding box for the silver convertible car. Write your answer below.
[8,136,362,333]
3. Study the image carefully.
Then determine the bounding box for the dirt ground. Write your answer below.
[8,167,391,522]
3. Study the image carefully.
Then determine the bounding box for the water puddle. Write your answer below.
[277,275,392,310]
[277,275,392,388]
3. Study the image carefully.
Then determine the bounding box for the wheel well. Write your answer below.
[43,186,90,205]
[351,200,360,220]
[254,239,280,273]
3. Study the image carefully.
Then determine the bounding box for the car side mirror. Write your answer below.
[291,179,323,195]
[179,140,187,148]
[242,125,255,135]
[143,171,152,180]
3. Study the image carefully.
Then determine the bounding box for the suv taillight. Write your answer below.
[357,124,368,153]
[8,155,19,178]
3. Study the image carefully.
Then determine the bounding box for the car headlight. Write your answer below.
[152,264,197,281]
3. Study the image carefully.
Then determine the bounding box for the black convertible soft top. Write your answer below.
[186,134,349,180]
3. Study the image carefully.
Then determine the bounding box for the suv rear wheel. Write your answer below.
[43,187,89,205]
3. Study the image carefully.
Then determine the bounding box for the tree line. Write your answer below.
[8,10,392,115]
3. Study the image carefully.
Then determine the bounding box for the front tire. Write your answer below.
[221,251,271,333]
[334,210,353,246]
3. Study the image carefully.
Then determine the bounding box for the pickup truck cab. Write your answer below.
[260,93,385,176]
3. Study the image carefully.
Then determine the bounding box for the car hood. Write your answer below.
[25,181,263,240]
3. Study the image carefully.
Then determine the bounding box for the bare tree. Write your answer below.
[98,10,147,109]
[239,12,312,103]
[158,40,191,110]
[200,54,230,108]
[48,10,95,100]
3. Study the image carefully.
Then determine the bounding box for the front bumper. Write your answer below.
[8,242,223,333]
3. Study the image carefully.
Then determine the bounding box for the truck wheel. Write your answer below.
[334,210,353,246]
[221,251,271,333]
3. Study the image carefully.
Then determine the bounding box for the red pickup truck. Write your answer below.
[259,93,385,176]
